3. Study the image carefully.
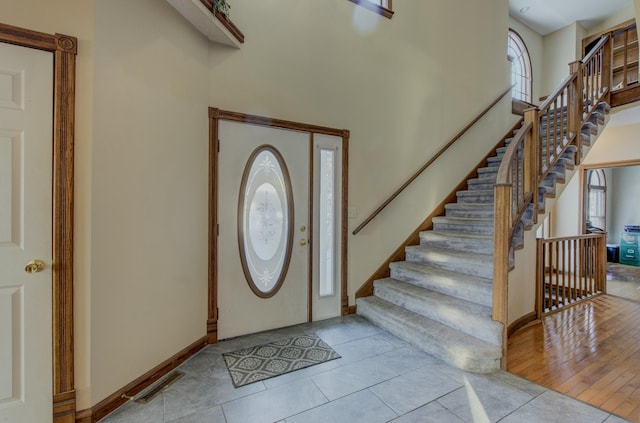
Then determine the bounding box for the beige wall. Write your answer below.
[541,23,581,97]
[551,110,640,243]
[1,0,516,410]
[209,0,514,306]
[586,4,636,38]
[610,166,640,243]
[90,0,211,406]
[509,17,544,104]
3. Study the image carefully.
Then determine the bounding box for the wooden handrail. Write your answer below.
[582,35,609,65]
[538,74,575,111]
[493,35,612,369]
[495,121,532,184]
[352,85,513,235]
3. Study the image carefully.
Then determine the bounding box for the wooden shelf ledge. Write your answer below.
[167,0,244,48]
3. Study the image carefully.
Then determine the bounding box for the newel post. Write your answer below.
[523,108,539,223]
[493,183,511,369]
[568,60,584,164]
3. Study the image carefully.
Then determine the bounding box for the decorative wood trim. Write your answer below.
[199,0,245,43]
[581,159,640,169]
[308,134,315,322]
[76,336,207,423]
[582,18,636,54]
[0,23,77,423]
[208,108,350,336]
[610,84,640,107]
[237,146,294,298]
[347,0,394,19]
[341,130,350,316]
[507,311,537,338]
[355,121,524,298]
[214,109,347,137]
[208,108,219,344]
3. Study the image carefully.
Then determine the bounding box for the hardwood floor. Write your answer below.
[508,294,640,422]
[607,263,640,303]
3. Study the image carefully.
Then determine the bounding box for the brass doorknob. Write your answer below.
[25,260,45,274]
[299,239,308,246]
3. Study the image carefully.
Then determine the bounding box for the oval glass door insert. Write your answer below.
[238,145,293,298]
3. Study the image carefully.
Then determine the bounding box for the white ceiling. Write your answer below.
[509,0,634,35]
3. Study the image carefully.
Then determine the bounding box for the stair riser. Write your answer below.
[405,249,493,279]
[445,208,494,218]
[419,234,493,254]
[389,264,492,307]
[356,299,500,373]
[432,222,493,235]
[373,283,502,346]
[456,193,494,203]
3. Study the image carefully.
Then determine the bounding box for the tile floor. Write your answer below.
[101,315,630,423]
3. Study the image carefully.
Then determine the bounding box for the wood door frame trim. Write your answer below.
[208,107,349,343]
[0,23,77,423]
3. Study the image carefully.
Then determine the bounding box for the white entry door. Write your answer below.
[218,121,310,339]
[0,42,54,422]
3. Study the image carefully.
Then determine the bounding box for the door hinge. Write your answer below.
[217,224,219,236]
[216,307,219,318]
[217,141,220,152]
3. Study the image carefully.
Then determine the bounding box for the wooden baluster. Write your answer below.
[602,35,612,104]
[572,238,577,302]
[547,241,552,312]
[553,242,560,308]
[536,238,544,317]
[600,234,607,294]
[569,61,583,164]
[524,108,539,220]
[623,30,629,89]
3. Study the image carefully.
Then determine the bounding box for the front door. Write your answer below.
[0,42,54,422]
[217,121,310,339]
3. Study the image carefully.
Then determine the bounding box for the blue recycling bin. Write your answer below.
[620,227,640,266]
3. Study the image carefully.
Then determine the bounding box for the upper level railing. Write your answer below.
[352,86,513,235]
[492,35,611,367]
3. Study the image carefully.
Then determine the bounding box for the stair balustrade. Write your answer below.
[536,234,607,315]
[493,35,611,368]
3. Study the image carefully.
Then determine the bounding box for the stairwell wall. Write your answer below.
[207,0,517,309]
[1,0,520,411]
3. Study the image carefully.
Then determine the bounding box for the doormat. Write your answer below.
[222,334,341,388]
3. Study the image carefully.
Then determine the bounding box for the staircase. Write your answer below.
[356,103,610,373]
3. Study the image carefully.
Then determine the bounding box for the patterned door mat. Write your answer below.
[222,334,341,387]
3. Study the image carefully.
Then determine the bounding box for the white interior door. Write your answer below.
[218,121,310,339]
[0,43,54,422]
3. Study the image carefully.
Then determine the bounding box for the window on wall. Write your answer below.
[508,29,532,103]
[585,169,606,233]
[348,0,394,19]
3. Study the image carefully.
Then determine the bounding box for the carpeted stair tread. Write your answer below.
[389,261,492,307]
[355,100,612,376]
[373,278,502,346]
[405,245,494,279]
[355,296,501,373]
[420,230,493,254]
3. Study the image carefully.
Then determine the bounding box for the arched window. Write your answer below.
[508,29,532,103]
[585,169,606,233]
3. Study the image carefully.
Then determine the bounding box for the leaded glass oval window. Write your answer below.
[238,145,293,298]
